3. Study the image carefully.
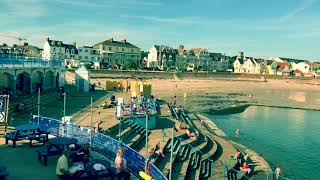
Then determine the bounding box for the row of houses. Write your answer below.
[233,52,319,77]
[0,42,43,58]
[146,45,229,71]
[0,37,141,70]
[42,37,141,69]
[1,38,319,76]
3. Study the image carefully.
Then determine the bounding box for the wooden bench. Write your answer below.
[36,148,62,166]
[4,132,27,148]
[27,134,47,147]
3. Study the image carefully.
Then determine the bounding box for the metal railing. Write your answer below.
[0,56,63,68]
[31,115,167,180]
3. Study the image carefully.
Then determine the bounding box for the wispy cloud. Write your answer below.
[279,0,317,21]
[120,14,204,24]
[0,0,47,18]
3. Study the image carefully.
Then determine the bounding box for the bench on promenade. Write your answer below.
[36,148,62,166]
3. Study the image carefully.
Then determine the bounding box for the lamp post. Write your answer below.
[37,88,40,124]
[169,126,174,180]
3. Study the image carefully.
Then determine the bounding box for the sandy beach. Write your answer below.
[149,79,320,113]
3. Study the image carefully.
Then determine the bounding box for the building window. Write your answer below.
[71,49,74,54]
[79,49,82,52]
[109,47,112,51]
[102,46,105,50]
[66,49,69,53]
[53,48,56,52]
[122,48,124,51]
[131,49,133,52]
[85,56,88,59]
[79,56,82,59]
[85,49,88,53]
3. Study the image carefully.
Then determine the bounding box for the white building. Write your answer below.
[77,46,101,68]
[42,37,77,60]
[147,45,176,69]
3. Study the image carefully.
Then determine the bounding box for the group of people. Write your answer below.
[56,145,131,180]
[232,151,252,175]
[56,144,91,179]
[130,94,157,114]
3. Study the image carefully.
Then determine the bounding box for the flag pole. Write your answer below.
[63,92,66,122]
[4,95,10,132]
[169,126,174,180]
[90,96,93,149]
[145,111,149,173]
[37,88,40,124]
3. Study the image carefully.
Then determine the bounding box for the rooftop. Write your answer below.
[94,38,139,49]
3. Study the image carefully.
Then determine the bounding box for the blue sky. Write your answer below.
[0,0,319,60]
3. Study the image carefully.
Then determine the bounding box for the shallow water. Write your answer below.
[206,106,320,180]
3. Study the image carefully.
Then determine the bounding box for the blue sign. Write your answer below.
[0,95,7,123]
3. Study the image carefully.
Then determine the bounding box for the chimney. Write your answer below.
[23,42,29,46]
[121,38,127,43]
[73,42,76,47]
[45,37,49,41]
[109,37,113,42]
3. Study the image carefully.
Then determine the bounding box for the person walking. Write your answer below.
[275,166,281,180]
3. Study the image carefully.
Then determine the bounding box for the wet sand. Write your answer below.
[150,79,320,113]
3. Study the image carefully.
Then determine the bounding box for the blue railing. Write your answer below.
[0,56,63,68]
[31,115,167,180]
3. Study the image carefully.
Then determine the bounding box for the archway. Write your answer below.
[44,71,55,90]
[0,72,14,89]
[31,71,44,93]
[0,72,14,95]
[16,72,31,94]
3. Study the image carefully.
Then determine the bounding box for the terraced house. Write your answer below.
[93,38,141,69]
[147,45,177,69]
[191,48,210,70]
[176,45,198,70]
[42,37,78,60]
[0,43,42,58]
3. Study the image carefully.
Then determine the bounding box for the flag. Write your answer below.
[0,95,7,123]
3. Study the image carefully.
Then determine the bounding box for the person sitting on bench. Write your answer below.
[56,150,71,180]
[72,144,90,163]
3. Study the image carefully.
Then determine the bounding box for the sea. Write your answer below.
[206,106,320,180]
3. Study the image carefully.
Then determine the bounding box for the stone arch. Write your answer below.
[0,72,15,90]
[16,72,31,94]
[31,71,44,93]
[44,70,55,90]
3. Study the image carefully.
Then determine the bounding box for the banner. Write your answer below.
[0,95,7,123]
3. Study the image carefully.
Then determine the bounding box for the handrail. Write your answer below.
[32,115,167,180]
